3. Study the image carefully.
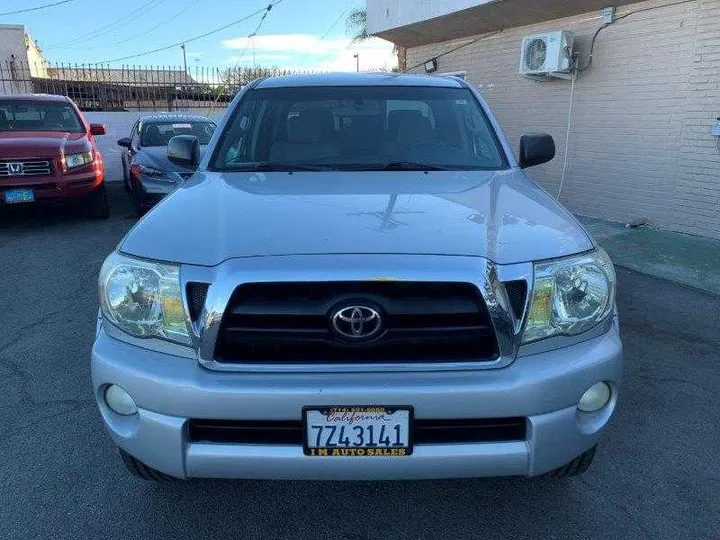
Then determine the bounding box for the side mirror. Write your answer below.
[167,135,200,168]
[90,123,107,136]
[117,137,131,148]
[518,133,555,169]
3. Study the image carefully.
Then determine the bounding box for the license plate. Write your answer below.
[3,188,34,204]
[303,405,413,457]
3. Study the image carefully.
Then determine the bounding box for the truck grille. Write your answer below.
[213,282,499,364]
[0,160,52,177]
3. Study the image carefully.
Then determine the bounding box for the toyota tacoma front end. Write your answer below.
[91,73,622,480]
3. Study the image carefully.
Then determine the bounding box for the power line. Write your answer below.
[44,0,164,48]
[225,2,279,70]
[576,0,696,72]
[62,0,201,50]
[0,0,76,17]
[211,1,282,109]
[320,0,354,40]
[47,0,163,48]
[91,1,284,64]
[404,30,503,72]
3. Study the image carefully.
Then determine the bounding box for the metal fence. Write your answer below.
[0,61,319,111]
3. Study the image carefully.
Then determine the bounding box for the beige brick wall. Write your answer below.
[405,0,720,238]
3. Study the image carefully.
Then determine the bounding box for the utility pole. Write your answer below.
[353,53,359,72]
[181,43,188,74]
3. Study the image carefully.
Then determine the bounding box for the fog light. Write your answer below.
[105,384,138,416]
[578,382,611,412]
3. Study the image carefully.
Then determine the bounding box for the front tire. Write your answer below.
[87,184,109,219]
[119,449,177,481]
[132,184,147,217]
[544,445,597,478]
[122,163,131,192]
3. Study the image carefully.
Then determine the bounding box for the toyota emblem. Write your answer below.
[331,305,382,340]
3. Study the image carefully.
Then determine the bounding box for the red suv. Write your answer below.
[0,94,109,218]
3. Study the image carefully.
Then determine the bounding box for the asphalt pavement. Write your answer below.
[0,185,718,540]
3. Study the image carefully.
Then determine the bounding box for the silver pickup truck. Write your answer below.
[92,73,622,481]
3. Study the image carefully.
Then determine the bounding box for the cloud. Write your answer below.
[221,34,396,71]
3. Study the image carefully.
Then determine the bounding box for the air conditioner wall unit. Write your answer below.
[520,31,574,77]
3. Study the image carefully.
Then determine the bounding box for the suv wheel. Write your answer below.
[87,184,110,219]
[122,163,131,192]
[132,186,147,217]
[544,445,597,478]
[119,449,177,481]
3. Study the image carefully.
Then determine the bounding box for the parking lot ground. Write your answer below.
[579,215,720,295]
[1,184,719,540]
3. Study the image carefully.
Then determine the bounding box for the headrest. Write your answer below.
[287,109,334,143]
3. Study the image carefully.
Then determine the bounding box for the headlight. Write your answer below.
[135,164,173,181]
[64,151,94,171]
[522,249,616,344]
[98,252,191,346]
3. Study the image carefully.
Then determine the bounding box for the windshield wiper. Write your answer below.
[382,161,448,171]
[224,162,332,172]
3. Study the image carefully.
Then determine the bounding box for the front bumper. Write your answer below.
[133,174,178,207]
[91,319,623,480]
[0,170,103,205]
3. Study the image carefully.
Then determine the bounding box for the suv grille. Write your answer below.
[0,159,52,177]
[213,282,499,364]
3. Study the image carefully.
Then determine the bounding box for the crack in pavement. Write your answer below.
[1,402,95,443]
[0,397,93,411]
[0,295,91,414]
[0,304,75,357]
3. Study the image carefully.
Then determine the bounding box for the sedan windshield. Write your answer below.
[0,100,84,133]
[141,121,215,147]
[211,85,508,171]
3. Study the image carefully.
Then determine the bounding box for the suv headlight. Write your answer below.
[98,252,191,346]
[63,151,94,171]
[134,164,174,181]
[522,249,616,344]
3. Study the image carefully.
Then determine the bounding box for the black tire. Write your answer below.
[87,184,110,219]
[132,185,147,217]
[544,445,597,478]
[122,163,131,192]
[119,449,177,481]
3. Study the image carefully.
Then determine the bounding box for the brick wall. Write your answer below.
[405,0,720,238]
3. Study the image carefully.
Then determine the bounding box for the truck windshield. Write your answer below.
[211,85,508,171]
[0,100,85,133]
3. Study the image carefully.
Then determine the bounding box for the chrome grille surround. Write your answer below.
[0,159,52,177]
[178,254,532,373]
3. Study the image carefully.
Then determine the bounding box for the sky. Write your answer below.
[2,0,397,71]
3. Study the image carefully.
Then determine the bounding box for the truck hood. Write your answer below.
[0,131,91,158]
[120,169,594,266]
